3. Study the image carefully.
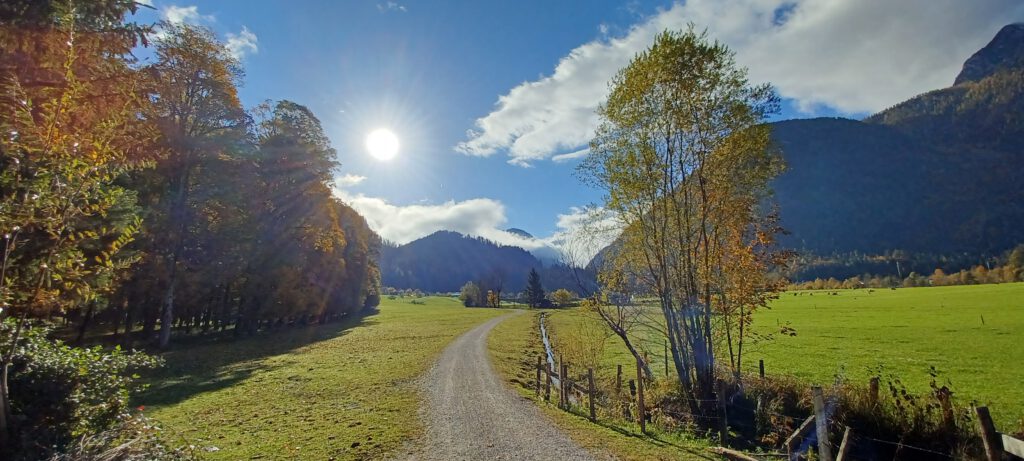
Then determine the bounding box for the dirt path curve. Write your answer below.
[412,312,596,460]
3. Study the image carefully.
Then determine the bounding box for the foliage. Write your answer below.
[48,414,199,461]
[459,281,482,307]
[2,320,161,460]
[550,288,575,307]
[579,27,783,412]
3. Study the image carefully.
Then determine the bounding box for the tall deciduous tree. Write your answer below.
[0,1,151,445]
[145,22,248,348]
[578,28,783,415]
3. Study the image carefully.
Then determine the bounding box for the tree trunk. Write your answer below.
[75,301,96,345]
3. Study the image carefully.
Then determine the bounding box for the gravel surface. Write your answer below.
[408,312,597,461]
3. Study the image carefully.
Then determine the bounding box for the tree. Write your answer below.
[486,290,499,308]
[551,288,575,307]
[0,2,151,447]
[525,268,545,308]
[459,281,481,307]
[578,28,782,415]
[145,22,248,348]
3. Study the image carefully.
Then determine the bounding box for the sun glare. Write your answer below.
[365,128,399,161]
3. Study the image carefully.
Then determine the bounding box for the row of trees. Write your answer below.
[458,268,578,308]
[790,261,1024,291]
[0,2,379,456]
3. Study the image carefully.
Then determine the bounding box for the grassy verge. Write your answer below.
[139,296,504,460]
[487,310,714,460]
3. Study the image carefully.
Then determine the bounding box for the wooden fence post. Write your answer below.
[975,406,1003,461]
[717,378,729,444]
[545,364,552,402]
[616,364,622,395]
[535,356,542,397]
[836,426,853,461]
[812,386,833,461]
[759,359,765,379]
[636,356,646,434]
[869,377,879,407]
[561,354,569,409]
[588,368,596,422]
[561,363,569,410]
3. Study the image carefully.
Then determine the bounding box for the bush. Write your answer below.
[2,319,162,460]
[48,414,199,461]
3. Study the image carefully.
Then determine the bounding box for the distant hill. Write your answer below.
[773,23,1024,258]
[588,24,1024,277]
[505,228,534,239]
[381,231,596,294]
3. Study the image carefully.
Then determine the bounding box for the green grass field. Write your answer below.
[138,296,504,460]
[750,283,1024,426]
[541,283,1024,428]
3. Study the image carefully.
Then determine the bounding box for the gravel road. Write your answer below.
[409,312,596,460]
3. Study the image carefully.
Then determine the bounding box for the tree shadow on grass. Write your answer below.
[559,405,716,459]
[134,308,380,408]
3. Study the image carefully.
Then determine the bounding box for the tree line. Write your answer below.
[789,244,1024,290]
[0,1,379,456]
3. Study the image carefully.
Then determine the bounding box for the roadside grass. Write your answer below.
[487,310,714,460]
[540,283,1024,428]
[139,296,504,460]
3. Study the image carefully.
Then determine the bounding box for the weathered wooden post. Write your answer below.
[636,356,646,434]
[616,364,622,395]
[561,363,569,410]
[759,359,765,379]
[812,386,833,461]
[587,368,596,422]
[868,377,879,407]
[544,364,552,402]
[561,354,569,409]
[975,406,1003,461]
[535,356,542,397]
[717,378,729,444]
[836,426,853,461]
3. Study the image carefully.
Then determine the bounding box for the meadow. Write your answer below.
[138,296,504,460]
[540,283,1024,427]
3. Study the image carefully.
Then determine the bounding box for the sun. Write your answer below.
[365,128,399,161]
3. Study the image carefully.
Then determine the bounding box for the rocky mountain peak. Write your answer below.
[954,23,1024,85]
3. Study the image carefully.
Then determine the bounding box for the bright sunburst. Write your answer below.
[365,128,399,161]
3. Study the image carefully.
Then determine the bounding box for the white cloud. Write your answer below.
[458,0,1024,166]
[161,5,212,24]
[551,148,589,163]
[334,184,619,265]
[225,26,259,59]
[334,174,367,188]
[377,2,407,13]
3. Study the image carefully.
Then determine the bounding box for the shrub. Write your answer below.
[48,414,199,461]
[2,319,162,460]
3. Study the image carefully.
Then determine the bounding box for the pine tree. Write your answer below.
[525,268,545,308]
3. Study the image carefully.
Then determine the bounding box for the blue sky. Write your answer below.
[132,0,1023,260]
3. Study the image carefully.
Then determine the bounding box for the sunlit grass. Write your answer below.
[139,296,505,460]
[487,310,713,460]
[539,283,1024,427]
